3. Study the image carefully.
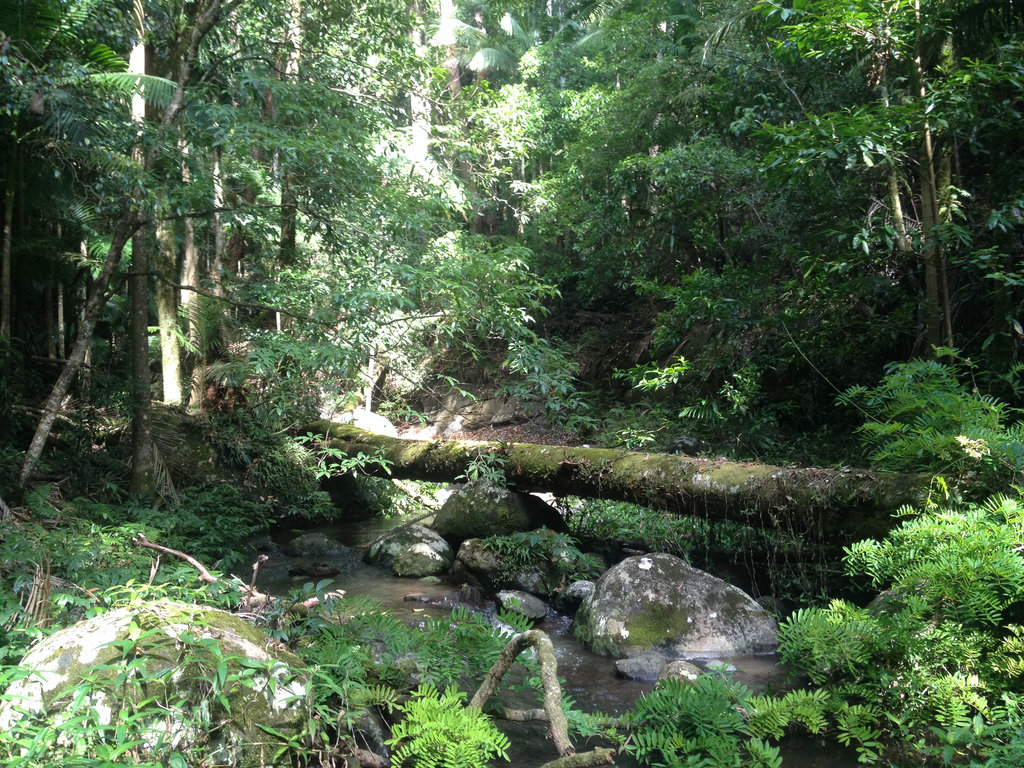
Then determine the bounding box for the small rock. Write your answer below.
[496,590,548,622]
[660,660,702,683]
[614,654,667,682]
[285,532,347,558]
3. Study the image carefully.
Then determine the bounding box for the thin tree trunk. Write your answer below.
[129,4,155,497]
[1,158,14,340]
[57,281,65,359]
[130,227,155,497]
[912,0,952,353]
[20,216,142,483]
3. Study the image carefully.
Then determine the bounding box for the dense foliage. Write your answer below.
[3,0,1024,765]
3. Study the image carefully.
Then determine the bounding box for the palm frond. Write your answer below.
[85,42,128,73]
[90,73,177,111]
[467,46,516,73]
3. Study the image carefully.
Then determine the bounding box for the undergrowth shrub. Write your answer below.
[623,673,885,768]
[777,493,1024,763]
[839,353,1024,484]
[482,529,603,584]
[385,684,510,768]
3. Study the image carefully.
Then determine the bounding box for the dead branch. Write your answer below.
[471,630,579,758]
[132,533,220,583]
[539,748,617,768]
[130,534,343,613]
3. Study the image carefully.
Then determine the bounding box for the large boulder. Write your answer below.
[366,524,454,577]
[575,553,778,658]
[434,480,561,543]
[0,600,308,767]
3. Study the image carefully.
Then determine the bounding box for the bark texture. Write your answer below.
[309,422,930,540]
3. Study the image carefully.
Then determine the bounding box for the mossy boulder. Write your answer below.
[0,600,309,768]
[366,524,453,577]
[434,480,537,542]
[574,553,777,658]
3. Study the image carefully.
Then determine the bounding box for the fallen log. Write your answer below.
[306,422,931,541]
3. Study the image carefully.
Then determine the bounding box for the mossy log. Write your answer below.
[307,421,930,541]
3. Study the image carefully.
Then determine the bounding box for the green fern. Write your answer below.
[838,354,1024,482]
[386,684,510,768]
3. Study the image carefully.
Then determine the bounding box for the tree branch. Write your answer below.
[470,629,580,758]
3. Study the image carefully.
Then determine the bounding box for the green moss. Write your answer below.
[625,604,690,650]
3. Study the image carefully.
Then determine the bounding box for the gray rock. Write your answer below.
[455,538,504,589]
[553,580,595,615]
[366,525,453,577]
[0,600,308,767]
[512,570,556,596]
[660,660,702,683]
[434,480,538,543]
[614,653,667,682]
[496,590,548,622]
[285,532,347,557]
[574,553,778,658]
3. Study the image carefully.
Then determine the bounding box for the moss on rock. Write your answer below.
[575,553,778,659]
[0,600,309,768]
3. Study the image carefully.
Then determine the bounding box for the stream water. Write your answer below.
[255,516,860,768]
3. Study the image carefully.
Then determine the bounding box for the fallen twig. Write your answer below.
[131,534,343,613]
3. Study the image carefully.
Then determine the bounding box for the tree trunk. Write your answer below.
[308,423,930,541]
[1,156,14,340]
[154,218,182,403]
[20,215,143,483]
[129,8,155,498]
[129,227,155,497]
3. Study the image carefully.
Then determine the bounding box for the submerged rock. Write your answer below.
[0,600,308,767]
[366,524,453,577]
[575,553,777,658]
[285,532,347,557]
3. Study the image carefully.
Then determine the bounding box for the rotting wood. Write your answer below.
[306,422,931,541]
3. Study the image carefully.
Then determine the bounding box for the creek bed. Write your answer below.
[257,517,860,768]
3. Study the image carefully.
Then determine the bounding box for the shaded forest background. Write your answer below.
[3,0,1023,496]
[4,3,1024,767]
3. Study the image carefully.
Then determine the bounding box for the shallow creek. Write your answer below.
[256,517,859,767]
